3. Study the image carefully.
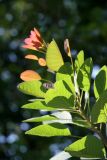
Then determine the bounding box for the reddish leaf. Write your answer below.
[38,58,46,66]
[20,70,41,81]
[25,54,38,60]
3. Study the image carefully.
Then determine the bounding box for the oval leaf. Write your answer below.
[25,54,38,60]
[17,80,46,97]
[20,70,41,81]
[38,58,46,66]
[46,40,64,71]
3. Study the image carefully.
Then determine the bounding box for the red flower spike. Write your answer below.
[22,28,47,52]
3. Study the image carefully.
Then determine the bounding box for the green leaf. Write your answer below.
[91,90,107,123]
[65,135,106,158]
[23,115,58,123]
[94,65,107,99]
[17,80,46,98]
[45,80,74,108]
[56,63,75,94]
[46,96,74,109]
[72,119,91,128]
[77,58,93,91]
[25,123,71,137]
[45,80,72,102]
[56,62,73,79]
[22,101,58,111]
[75,50,84,73]
[46,40,64,71]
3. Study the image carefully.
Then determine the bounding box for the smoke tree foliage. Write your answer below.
[18,28,107,159]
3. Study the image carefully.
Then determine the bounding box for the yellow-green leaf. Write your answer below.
[46,40,64,71]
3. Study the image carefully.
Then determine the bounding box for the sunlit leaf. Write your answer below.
[46,40,64,71]
[38,58,46,66]
[18,80,46,97]
[20,70,41,81]
[25,54,38,60]
[65,135,106,158]
[75,50,84,73]
[26,123,71,137]
[22,101,71,111]
[23,115,58,123]
[45,80,74,108]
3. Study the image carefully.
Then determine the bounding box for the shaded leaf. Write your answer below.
[46,40,64,71]
[26,123,71,137]
[77,58,93,91]
[65,135,106,158]
[94,65,107,99]
[72,118,91,128]
[47,96,74,109]
[56,63,75,93]
[91,90,107,123]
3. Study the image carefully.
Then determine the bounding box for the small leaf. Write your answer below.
[38,58,46,66]
[18,80,46,97]
[46,40,64,71]
[20,70,41,81]
[94,65,107,99]
[65,135,106,158]
[77,58,93,91]
[25,54,38,60]
[91,90,107,123]
[23,115,58,123]
[64,39,71,58]
[25,123,71,137]
[75,50,84,73]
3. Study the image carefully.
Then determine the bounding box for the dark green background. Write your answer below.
[0,0,107,159]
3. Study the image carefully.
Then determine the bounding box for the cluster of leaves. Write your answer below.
[18,33,107,159]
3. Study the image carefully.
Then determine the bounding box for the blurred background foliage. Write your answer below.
[0,0,107,160]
